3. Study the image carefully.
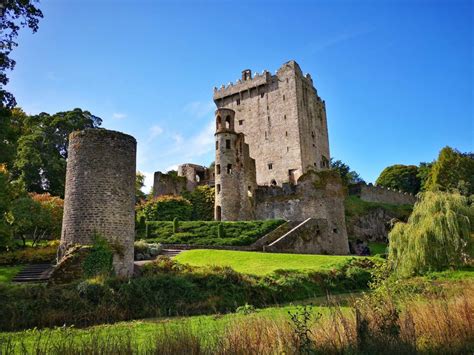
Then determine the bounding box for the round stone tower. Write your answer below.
[59,129,136,277]
[214,108,241,221]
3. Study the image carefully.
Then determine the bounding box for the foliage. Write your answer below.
[136,195,193,222]
[0,257,374,331]
[11,108,102,197]
[172,217,179,233]
[425,146,474,196]
[0,241,58,265]
[375,164,421,194]
[145,220,285,246]
[82,236,114,278]
[182,185,215,221]
[1,0,43,108]
[235,303,256,315]
[9,193,63,246]
[135,171,146,203]
[0,166,12,250]
[288,305,321,354]
[0,265,22,283]
[417,162,433,192]
[330,158,363,186]
[344,195,412,220]
[389,191,474,277]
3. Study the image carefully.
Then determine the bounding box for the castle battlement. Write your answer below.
[213,70,272,100]
[349,182,417,205]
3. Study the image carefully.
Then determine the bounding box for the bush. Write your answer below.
[136,195,193,222]
[389,191,474,277]
[0,241,58,265]
[0,257,375,331]
[144,220,285,246]
[82,236,114,278]
[182,185,215,220]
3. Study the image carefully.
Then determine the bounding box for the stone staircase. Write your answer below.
[12,264,54,283]
[250,220,301,251]
[160,249,183,258]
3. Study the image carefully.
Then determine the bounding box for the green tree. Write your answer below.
[136,195,193,221]
[182,185,215,220]
[375,164,421,194]
[11,108,102,197]
[1,0,43,107]
[135,171,146,203]
[417,162,433,192]
[330,159,363,186]
[426,147,474,196]
[389,191,473,277]
[0,165,13,250]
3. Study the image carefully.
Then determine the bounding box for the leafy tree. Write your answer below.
[11,108,102,197]
[182,185,215,220]
[136,195,193,221]
[375,164,421,194]
[389,191,473,277]
[417,162,433,192]
[1,0,43,107]
[425,147,474,196]
[0,165,13,250]
[330,159,363,186]
[135,171,146,203]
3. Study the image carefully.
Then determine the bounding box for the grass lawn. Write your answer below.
[368,242,388,255]
[175,249,357,275]
[0,266,22,283]
[0,300,353,351]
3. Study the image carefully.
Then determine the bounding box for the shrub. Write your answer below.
[145,220,285,246]
[82,236,114,278]
[389,191,474,277]
[0,241,58,265]
[136,195,193,222]
[182,185,215,220]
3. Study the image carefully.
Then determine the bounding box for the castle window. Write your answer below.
[216,141,218,150]
[283,95,285,101]
[227,164,232,174]
[217,184,221,194]
[236,98,241,105]
[226,140,231,149]
[239,120,244,125]
[285,131,288,137]
[225,116,231,129]
[268,116,270,123]
[271,179,277,186]
[268,163,273,170]
[261,92,265,98]
[216,206,222,221]
[287,147,289,152]
[265,131,268,139]
[284,115,287,120]
[216,164,221,175]
[312,131,315,139]
[216,115,222,130]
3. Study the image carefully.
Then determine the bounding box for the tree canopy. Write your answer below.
[1,0,43,107]
[375,164,421,194]
[330,159,363,186]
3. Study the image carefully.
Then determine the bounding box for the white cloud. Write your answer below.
[165,164,179,172]
[183,101,215,118]
[150,125,164,138]
[141,171,154,194]
[112,112,127,120]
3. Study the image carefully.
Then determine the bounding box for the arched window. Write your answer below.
[271,179,277,186]
[225,116,231,129]
[216,115,222,130]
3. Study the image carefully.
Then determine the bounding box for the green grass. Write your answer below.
[345,195,413,219]
[0,300,352,351]
[175,249,356,275]
[0,266,22,283]
[368,242,388,255]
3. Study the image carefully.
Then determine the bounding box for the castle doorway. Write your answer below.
[289,169,297,185]
[216,206,222,221]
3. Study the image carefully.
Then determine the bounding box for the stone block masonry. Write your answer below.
[59,129,136,277]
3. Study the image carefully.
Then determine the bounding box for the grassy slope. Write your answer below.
[0,266,22,283]
[0,301,352,350]
[175,249,355,275]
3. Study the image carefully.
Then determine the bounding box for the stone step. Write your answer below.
[12,264,54,283]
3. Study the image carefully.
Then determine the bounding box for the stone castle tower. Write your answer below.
[213,60,330,186]
[214,108,257,221]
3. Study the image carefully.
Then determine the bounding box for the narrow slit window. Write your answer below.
[226,139,231,149]
[217,184,221,193]
[268,163,273,170]
[216,164,221,175]
[227,164,232,174]
[236,98,241,105]
[215,141,219,150]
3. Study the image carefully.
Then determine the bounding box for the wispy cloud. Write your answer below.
[183,101,215,118]
[112,112,127,120]
[150,124,164,138]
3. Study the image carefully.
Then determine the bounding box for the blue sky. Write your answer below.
[8,0,473,191]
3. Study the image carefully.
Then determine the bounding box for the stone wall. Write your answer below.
[254,170,349,254]
[59,129,136,277]
[349,183,417,205]
[214,60,330,187]
[152,171,187,197]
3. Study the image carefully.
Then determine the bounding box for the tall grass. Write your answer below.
[1,284,472,354]
[389,191,473,277]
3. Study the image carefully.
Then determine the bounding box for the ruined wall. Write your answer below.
[255,170,349,254]
[213,60,330,187]
[152,171,187,197]
[349,183,417,205]
[59,129,136,277]
[214,109,256,221]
